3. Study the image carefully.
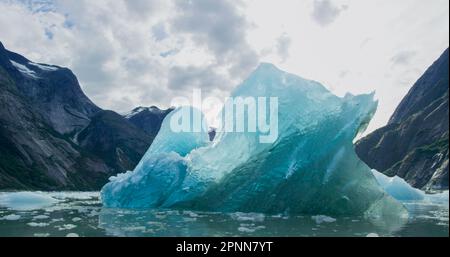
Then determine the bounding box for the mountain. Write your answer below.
[0,43,101,135]
[78,110,153,173]
[124,106,173,139]
[124,106,218,142]
[0,42,165,190]
[355,48,449,192]
[0,42,111,190]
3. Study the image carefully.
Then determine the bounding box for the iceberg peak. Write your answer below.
[256,62,278,70]
[101,64,405,219]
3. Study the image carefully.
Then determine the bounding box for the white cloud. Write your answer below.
[170,0,259,79]
[276,33,292,63]
[311,0,348,26]
[391,50,417,66]
[0,0,448,133]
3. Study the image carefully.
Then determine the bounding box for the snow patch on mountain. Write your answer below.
[123,106,167,119]
[10,60,39,79]
[28,61,59,71]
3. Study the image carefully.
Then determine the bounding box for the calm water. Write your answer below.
[0,192,448,237]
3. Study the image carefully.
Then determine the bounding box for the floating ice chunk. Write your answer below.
[101,106,209,208]
[88,210,99,217]
[371,170,449,203]
[66,233,79,237]
[371,170,425,201]
[48,192,99,201]
[10,60,40,79]
[0,214,21,221]
[34,233,50,237]
[101,152,190,208]
[182,210,202,218]
[27,222,49,227]
[426,191,449,205]
[238,224,265,233]
[312,215,336,224]
[0,192,59,210]
[229,212,265,222]
[57,224,77,230]
[366,233,379,237]
[101,63,406,218]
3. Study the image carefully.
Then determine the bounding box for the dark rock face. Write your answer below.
[0,43,110,190]
[124,106,173,139]
[0,42,163,190]
[1,42,101,135]
[78,110,153,173]
[355,48,449,191]
[208,127,217,141]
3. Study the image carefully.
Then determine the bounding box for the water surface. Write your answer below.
[0,192,448,237]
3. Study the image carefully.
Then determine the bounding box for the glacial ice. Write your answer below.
[27,222,50,227]
[101,63,407,218]
[372,169,449,203]
[0,214,21,221]
[371,170,424,201]
[0,192,59,211]
[312,215,337,224]
[101,106,210,208]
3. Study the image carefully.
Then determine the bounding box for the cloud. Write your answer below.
[170,0,259,78]
[123,0,161,20]
[58,0,258,109]
[1,0,447,136]
[276,33,292,63]
[168,65,229,92]
[152,22,169,41]
[0,0,261,113]
[311,0,348,26]
[0,0,176,111]
[16,0,55,12]
[391,50,417,66]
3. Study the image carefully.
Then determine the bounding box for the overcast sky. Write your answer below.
[0,0,448,133]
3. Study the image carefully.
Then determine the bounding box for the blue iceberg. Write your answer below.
[101,63,407,217]
[371,169,425,201]
[372,169,449,203]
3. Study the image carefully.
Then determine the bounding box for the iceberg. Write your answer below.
[371,169,424,201]
[101,106,210,208]
[372,169,449,203]
[0,192,59,211]
[101,63,407,218]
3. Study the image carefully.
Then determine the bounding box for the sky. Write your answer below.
[0,0,448,133]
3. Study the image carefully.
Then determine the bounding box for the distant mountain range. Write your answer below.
[356,48,449,192]
[0,41,448,192]
[0,41,171,190]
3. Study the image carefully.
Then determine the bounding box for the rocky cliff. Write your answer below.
[0,42,166,190]
[124,106,173,139]
[355,48,449,192]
